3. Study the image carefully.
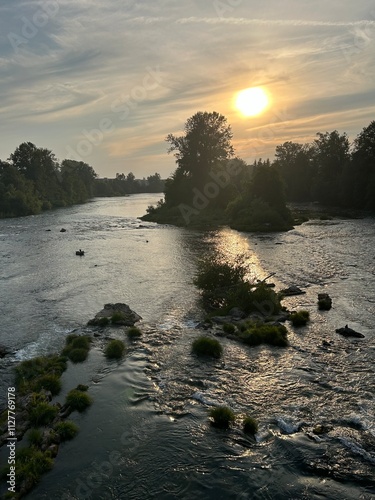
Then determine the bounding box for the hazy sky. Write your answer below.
[1,1,375,178]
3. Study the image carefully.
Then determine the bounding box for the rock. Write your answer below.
[280,285,305,296]
[335,325,365,338]
[88,303,142,327]
[60,228,67,232]
[318,293,332,310]
[0,344,9,358]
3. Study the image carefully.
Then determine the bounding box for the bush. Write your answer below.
[12,448,53,488]
[209,406,235,428]
[97,317,110,327]
[111,313,126,324]
[29,402,59,426]
[65,348,89,363]
[243,416,258,435]
[127,326,142,339]
[192,336,223,359]
[54,420,79,441]
[32,374,62,395]
[63,335,91,363]
[239,324,288,347]
[223,323,236,334]
[15,356,67,393]
[105,340,126,359]
[290,310,310,327]
[65,389,93,412]
[194,254,281,315]
[28,428,43,446]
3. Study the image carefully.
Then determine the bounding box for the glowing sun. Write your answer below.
[235,87,269,117]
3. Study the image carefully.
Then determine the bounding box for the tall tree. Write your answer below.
[166,111,234,187]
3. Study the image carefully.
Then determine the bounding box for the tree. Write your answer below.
[311,131,350,204]
[274,141,314,201]
[350,121,375,209]
[166,111,234,187]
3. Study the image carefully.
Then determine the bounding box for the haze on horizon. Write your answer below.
[1,0,375,179]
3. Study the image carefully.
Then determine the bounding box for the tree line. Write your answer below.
[0,142,164,218]
[143,112,375,231]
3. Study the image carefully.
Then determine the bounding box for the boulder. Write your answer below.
[280,285,305,296]
[0,344,9,358]
[229,307,246,320]
[60,228,67,232]
[318,293,332,310]
[335,325,365,338]
[88,303,142,327]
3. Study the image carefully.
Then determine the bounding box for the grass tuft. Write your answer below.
[209,406,235,428]
[65,389,93,412]
[105,340,126,359]
[54,420,79,441]
[192,336,223,359]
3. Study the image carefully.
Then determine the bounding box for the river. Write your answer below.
[0,195,374,499]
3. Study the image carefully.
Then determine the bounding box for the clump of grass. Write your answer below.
[12,447,53,489]
[318,293,332,311]
[15,356,67,394]
[65,389,93,412]
[111,312,126,324]
[192,336,223,359]
[29,402,59,426]
[97,317,110,327]
[243,416,258,435]
[223,323,236,334]
[290,310,310,327]
[62,335,91,363]
[105,339,126,359]
[28,428,43,447]
[127,326,142,339]
[209,406,235,428]
[32,374,62,395]
[54,420,79,441]
[239,324,288,347]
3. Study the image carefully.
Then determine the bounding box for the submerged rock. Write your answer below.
[335,325,365,338]
[318,293,332,310]
[0,344,9,358]
[280,285,305,296]
[87,303,142,327]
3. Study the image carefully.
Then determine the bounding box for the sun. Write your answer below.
[235,87,269,117]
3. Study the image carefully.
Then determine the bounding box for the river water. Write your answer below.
[0,195,374,499]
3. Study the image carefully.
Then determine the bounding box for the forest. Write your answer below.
[0,142,164,218]
[143,113,375,231]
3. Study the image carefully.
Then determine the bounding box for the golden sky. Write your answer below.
[1,1,375,177]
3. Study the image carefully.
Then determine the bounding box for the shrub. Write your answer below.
[192,336,223,359]
[29,402,59,426]
[223,323,236,334]
[209,406,235,428]
[194,254,281,315]
[65,348,89,363]
[63,335,91,363]
[13,448,53,487]
[66,389,92,412]
[28,428,43,446]
[105,340,126,359]
[97,317,110,327]
[54,420,79,441]
[318,294,332,311]
[290,310,310,327]
[111,313,125,324]
[32,374,62,395]
[239,324,288,347]
[127,326,142,339]
[15,356,67,393]
[243,416,258,435]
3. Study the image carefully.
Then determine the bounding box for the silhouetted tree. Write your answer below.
[166,111,234,188]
